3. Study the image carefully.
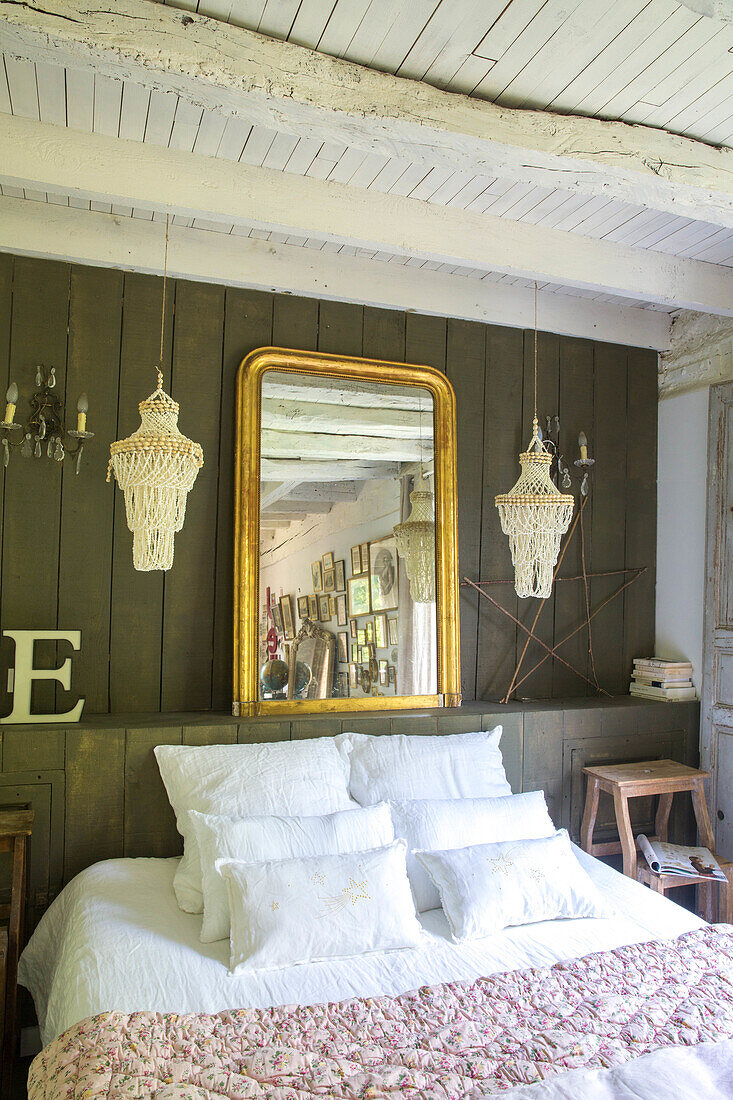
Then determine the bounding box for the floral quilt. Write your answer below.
[29,926,733,1099]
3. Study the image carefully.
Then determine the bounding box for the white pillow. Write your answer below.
[218,839,424,973]
[391,792,555,912]
[342,728,511,806]
[155,738,354,913]
[416,830,610,941]
[189,803,394,942]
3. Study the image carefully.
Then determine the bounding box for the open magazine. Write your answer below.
[638,835,726,880]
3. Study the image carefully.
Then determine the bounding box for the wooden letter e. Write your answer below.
[0,630,85,724]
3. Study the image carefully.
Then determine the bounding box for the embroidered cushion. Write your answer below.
[218,839,424,972]
[417,829,611,941]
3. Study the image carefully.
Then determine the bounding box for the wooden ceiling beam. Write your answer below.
[261,398,431,438]
[2,0,732,227]
[262,429,428,463]
[0,195,673,347]
[260,458,401,482]
[1,117,730,315]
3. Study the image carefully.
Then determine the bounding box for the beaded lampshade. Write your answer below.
[495,416,573,598]
[394,487,436,604]
[495,284,574,599]
[106,215,203,572]
[107,374,203,571]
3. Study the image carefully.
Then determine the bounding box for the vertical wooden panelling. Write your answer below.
[57,265,123,714]
[446,319,485,702]
[109,272,174,711]
[2,258,70,713]
[405,314,446,374]
[212,289,273,710]
[591,345,628,693]
[161,280,225,710]
[362,307,405,363]
[517,330,560,699]
[124,726,181,856]
[553,337,594,697]
[317,300,363,357]
[0,254,14,716]
[0,254,658,714]
[477,325,524,701]
[272,295,319,352]
[65,725,124,880]
[623,347,658,676]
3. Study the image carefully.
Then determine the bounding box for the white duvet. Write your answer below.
[20,845,703,1050]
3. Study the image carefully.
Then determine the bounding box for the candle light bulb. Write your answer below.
[4,381,18,424]
[76,392,88,433]
[578,431,588,461]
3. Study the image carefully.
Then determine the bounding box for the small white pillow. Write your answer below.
[342,729,511,806]
[391,792,555,912]
[190,803,394,942]
[218,839,424,973]
[155,738,354,913]
[416,830,610,941]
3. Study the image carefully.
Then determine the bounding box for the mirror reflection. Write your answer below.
[258,370,437,703]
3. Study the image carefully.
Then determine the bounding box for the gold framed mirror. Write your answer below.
[233,347,460,716]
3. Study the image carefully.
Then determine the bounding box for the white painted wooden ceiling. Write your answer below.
[1,0,732,312]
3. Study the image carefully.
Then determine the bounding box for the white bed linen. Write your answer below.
[19,846,703,1049]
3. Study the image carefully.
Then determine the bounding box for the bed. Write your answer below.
[18,732,733,1097]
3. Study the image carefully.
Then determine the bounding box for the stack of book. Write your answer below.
[630,658,696,701]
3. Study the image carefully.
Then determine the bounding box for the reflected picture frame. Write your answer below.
[347,575,371,618]
[234,346,460,716]
[369,535,399,613]
[280,594,295,640]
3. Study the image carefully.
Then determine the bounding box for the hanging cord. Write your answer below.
[156,214,170,392]
[533,280,538,423]
[529,280,541,451]
[418,391,423,482]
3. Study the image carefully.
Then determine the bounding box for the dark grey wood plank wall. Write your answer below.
[0,254,657,712]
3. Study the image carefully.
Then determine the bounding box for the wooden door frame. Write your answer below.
[701,380,733,844]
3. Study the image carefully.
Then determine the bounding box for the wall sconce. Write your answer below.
[1,366,94,473]
[545,418,596,498]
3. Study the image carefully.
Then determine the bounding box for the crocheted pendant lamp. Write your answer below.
[394,487,436,604]
[495,286,573,599]
[107,218,203,571]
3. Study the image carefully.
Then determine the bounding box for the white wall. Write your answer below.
[655,387,709,691]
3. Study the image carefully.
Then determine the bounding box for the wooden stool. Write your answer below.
[0,809,33,1100]
[581,759,713,881]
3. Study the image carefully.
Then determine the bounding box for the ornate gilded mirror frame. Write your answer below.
[233,347,461,717]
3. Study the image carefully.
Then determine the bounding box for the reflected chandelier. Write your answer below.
[107,216,203,571]
[495,286,574,599]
